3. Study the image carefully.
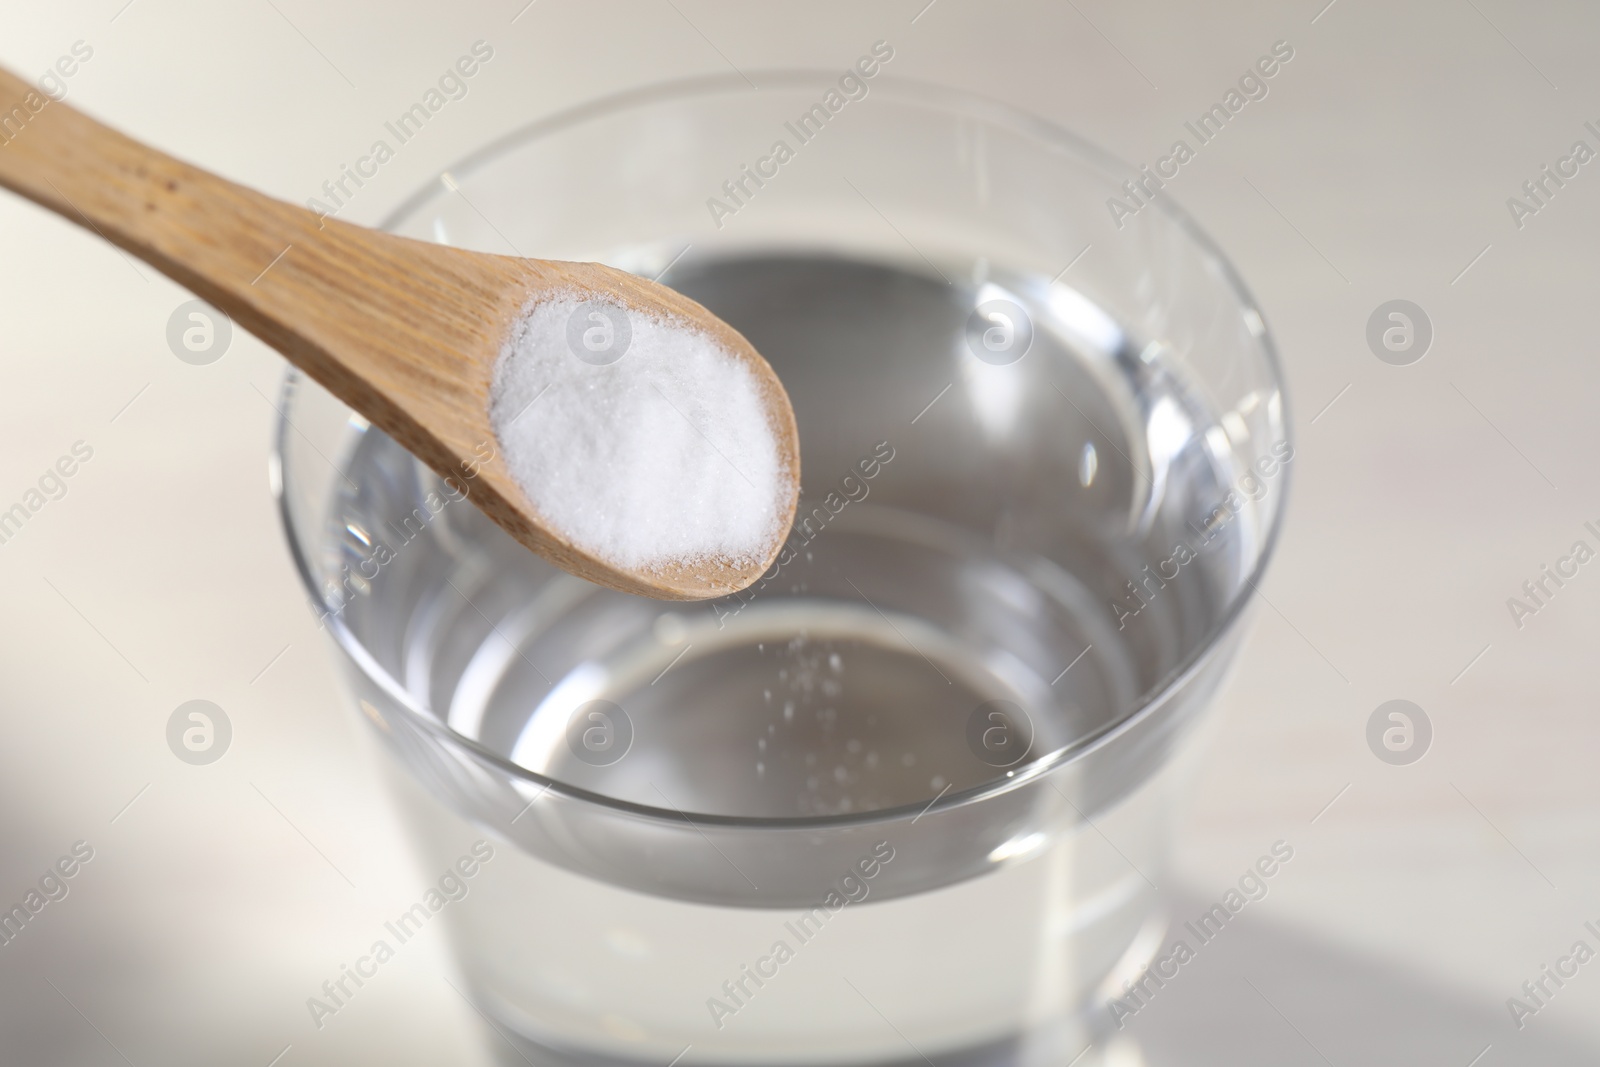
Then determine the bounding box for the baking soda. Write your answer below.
[489,294,789,573]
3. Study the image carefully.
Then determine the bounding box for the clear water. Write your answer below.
[323,254,1249,1064]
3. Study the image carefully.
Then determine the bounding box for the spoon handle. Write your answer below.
[0,66,326,333]
[0,65,527,448]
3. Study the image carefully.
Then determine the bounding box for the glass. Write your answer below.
[274,73,1289,1066]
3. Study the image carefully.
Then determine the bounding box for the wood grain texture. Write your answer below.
[0,66,800,600]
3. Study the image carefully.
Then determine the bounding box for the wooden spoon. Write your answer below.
[0,66,800,601]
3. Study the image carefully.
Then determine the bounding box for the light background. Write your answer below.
[2,1,1598,1064]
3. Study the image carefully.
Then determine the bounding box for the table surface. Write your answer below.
[2,2,1598,1064]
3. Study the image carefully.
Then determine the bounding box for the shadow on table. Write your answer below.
[1119,892,1597,1067]
[464,888,1600,1067]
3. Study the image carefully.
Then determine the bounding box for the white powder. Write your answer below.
[490,294,790,574]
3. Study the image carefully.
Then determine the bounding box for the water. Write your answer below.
[321,254,1251,1064]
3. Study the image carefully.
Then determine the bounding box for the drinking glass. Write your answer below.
[274,72,1289,1066]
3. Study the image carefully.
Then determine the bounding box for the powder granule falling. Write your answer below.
[490,294,790,574]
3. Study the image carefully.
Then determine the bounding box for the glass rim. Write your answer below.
[275,69,1292,832]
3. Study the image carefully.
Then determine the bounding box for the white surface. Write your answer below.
[1,1,1598,1064]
